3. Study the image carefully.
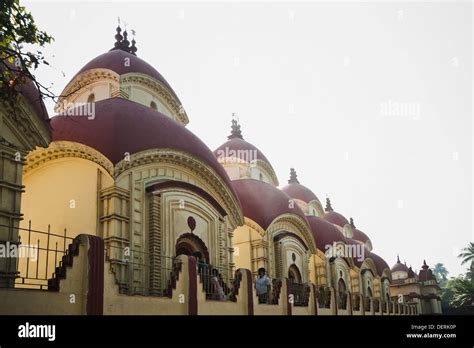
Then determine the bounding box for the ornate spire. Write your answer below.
[422,260,429,269]
[110,24,137,55]
[228,118,243,139]
[122,30,130,51]
[349,217,355,228]
[397,254,400,263]
[130,38,137,55]
[325,197,333,212]
[288,168,299,184]
[130,29,137,55]
[112,25,123,50]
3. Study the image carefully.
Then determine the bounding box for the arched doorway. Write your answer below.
[175,233,209,263]
[288,264,302,284]
[338,278,348,309]
[367,286,373,298]
[338,278,347,293]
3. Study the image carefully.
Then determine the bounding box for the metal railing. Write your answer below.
[197,261,235,301]
[373,298,380,312]
[317,286,332,309]
[352,293,361,311]
[255,277,282,305]
[364,296,372,312]
[105,243,181,297]
[337,291,349,310]
[0,222,73,290]
[288,282,310,307]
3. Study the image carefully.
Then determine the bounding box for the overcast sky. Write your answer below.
[25,0,472,276]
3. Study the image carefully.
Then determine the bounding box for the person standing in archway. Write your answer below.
[255,268,271,304]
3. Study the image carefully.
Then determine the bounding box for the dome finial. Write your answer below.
[325,197,333,212]
[130,29,137,55]
[112,21,123,50]
[397,254,400,263]
[122,30,130,51]
[288,168,299,184]
[350,217,355,228]
[422,259,428,269]
[228,115,243,139]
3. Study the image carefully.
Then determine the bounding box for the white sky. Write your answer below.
[24,1,472,276]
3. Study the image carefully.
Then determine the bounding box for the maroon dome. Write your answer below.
[1,61,49,124]
[352,228,371,244]
[214,138,271,166]
[306,215,346,253]
[232,179,307,230]
[73,50,180,102]
[345,238,370,268]
[324,211,349,227]
[368,252,390,276]
[50,98,235,195]
[281,183,319,204]
[391,260,409,273]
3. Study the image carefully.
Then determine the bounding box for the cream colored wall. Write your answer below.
[217,159,275,186]
[72,82,111,105]
[197,285,246,315]
[0,242,88,314]
[103,260,187,315]
[20,156,114,237]
[390,283,420,297]
[392,270,408,280]
[253,279,290,315]
[250,166,271,184]
[129,86,172,117]
[232,224,261,272]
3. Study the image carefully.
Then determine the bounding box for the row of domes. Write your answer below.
[21,30,404,279]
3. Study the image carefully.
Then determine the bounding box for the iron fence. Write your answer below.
[352,293,361,311]
[317,286,332,308]
[0,222,73,290]
[337,291,349,310]
[105,243,181,297]
[288,282,310,307]
[255,277,282,305]
[197,261,236,301]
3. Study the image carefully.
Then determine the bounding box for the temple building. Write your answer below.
[0,27,441,315]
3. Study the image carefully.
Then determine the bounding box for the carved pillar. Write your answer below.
[218,218,225,268]
[0,143,25,287]
[274,240,283,279]
[100,185,130,291]
[148,192,162,295]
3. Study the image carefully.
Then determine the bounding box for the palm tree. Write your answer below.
[433,263,448,283]
[450,276,474,308]
[458,242,474,267]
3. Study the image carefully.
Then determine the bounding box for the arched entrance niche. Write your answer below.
[175,232,209,263]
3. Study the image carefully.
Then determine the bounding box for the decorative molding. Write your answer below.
[23,141,114,177]
[2,101,50,150]
[266,214,317,254]
[243,217,266,237]
[114,148,243,230]
[252,159,279,186]
[120,73,189,125]
[55,69,120,112]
